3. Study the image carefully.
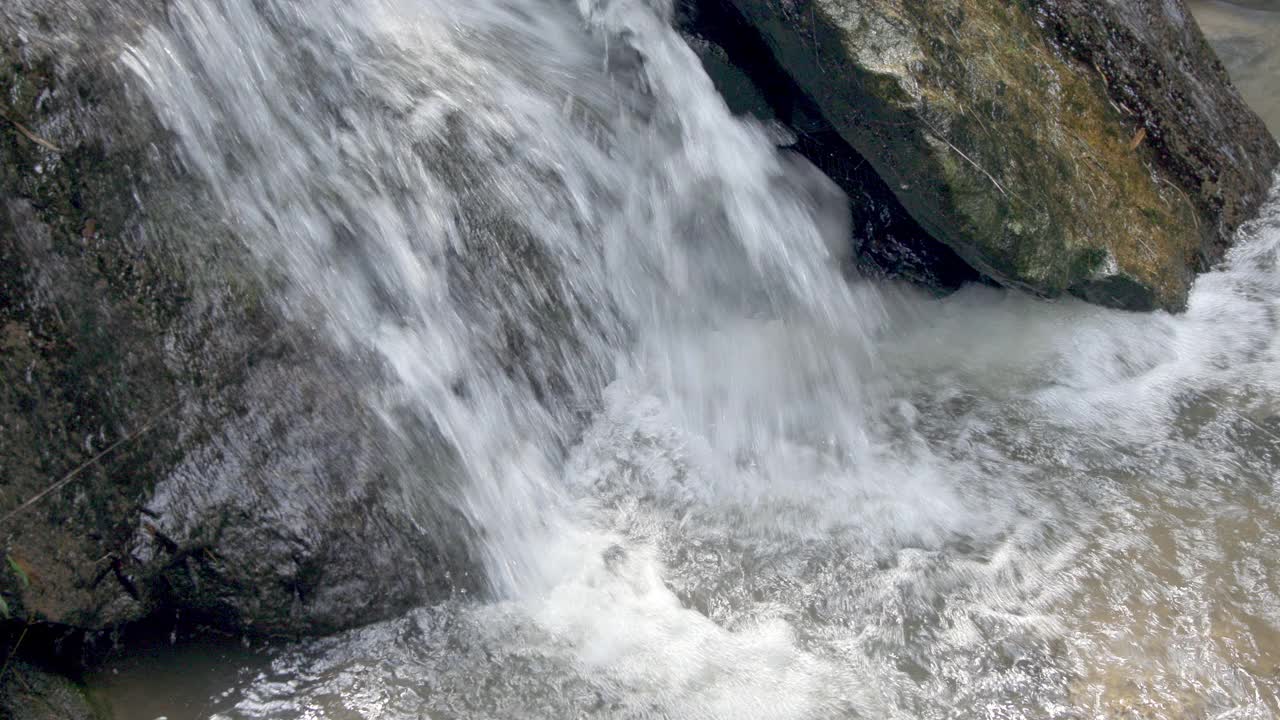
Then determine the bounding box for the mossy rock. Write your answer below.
[722,0,1280,310]
[0,662,102,720]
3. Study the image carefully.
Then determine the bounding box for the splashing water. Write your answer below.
[107,0,1280,718]
[124,0,882,597]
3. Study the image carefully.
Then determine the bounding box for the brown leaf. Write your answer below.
[1129,127,1147,151]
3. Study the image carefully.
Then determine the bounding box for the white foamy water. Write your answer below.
[123,0,878,598]
[104,0,1280,718]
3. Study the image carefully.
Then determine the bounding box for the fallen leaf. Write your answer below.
[1129,127,1147,151]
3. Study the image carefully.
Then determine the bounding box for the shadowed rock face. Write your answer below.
[716,0,1280,311]
[0,3,473,645]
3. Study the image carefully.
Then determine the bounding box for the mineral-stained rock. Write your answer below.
[716,0,1280,310]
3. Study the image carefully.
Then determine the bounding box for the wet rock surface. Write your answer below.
[0,2,469,653]
[1032,0,1279,284]
[678,0,983,292]
[0,661,101,720]
[708,0,1280,310]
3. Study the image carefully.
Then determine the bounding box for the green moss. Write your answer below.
[735,0,1207,310]
[1069,246,1109,280]
[902,0,1196,303]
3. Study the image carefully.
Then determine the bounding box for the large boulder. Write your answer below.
[714,0,1280,310]
[0,3,471,643]
[679,0,984,292]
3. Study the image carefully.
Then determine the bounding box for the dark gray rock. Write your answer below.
[0,662,101,720]
[0,1,471,644]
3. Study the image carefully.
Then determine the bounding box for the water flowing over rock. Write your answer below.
[677,0,984,293]
[711,0,1280,310]
[0,3,471,641]
[4,0,1280,717]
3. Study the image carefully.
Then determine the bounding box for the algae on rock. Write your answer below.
[722,0,1280,310]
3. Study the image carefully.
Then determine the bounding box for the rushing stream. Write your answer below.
[92,0,1280,718]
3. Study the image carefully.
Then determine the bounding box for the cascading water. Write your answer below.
[98,0,1280,718]
[123,0,885,599]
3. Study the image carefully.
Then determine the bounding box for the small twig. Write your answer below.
[0,406,177,528]
[13,666,33,694]
[0,334,284,528]
[0,111,64,154]
[1189,388,1280,445]
[810,4,824,73]
[922,119,1013,200]
[1128,127,1147,152]
[1158,174,1201,231]
[0,620,31,686]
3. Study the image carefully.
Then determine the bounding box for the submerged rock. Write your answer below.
[714,0,1280,310]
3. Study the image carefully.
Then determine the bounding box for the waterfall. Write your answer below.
[123,0,888,597]
[110,0,1280,717]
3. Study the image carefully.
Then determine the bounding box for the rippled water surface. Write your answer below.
[91,0,1280,718]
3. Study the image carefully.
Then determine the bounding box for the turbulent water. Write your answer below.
[98,0,1280,718]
